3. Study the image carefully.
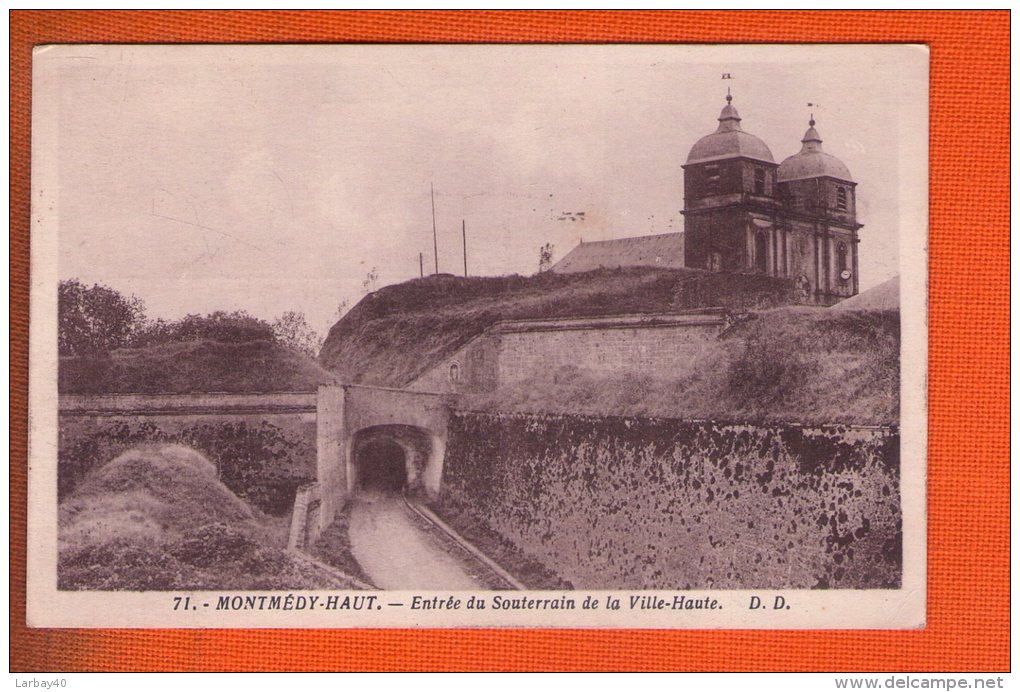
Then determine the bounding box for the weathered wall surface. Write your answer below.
[59,393,317,516]
[440,411,900,590]
[408,333,500,394]
[409,314,726,394]
[495,322,721,383]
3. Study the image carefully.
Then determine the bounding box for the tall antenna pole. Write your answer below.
[462,219,468,277]
[419,252,424,278]
[431,182,439,275]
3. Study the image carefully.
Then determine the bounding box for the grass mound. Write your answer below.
[59,445,359,590]
[320,268,794,387]
[461,306,900,426]
[62,444,252,532]
[59,339,336,394]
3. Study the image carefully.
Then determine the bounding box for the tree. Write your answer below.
[58,279,147,356]
[271,311,322,359]
[334,299,350,321]
[362,267,379,293]
[538,243,555,273]
[130,310,275,347]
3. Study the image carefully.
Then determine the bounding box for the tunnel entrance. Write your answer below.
[349,424,440,496]
[356,438,407,492]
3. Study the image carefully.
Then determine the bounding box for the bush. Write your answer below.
[131,311,275,347]
[58,445,362,591]
[59,279,146,356]
[171,522,256,567]
[59,422,316,516]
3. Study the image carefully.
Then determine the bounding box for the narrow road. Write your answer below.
[347,491,483,590]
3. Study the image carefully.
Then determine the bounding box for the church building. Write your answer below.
[553,93,862,306]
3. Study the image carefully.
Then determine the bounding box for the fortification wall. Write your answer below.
[496,322,720,382]
[439,410,900,590]
[408,334,500,394]
[59,392,318,516]
[408,315,726,393]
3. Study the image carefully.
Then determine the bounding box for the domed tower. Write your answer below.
[777,116,862,304]
[681,92,780,275]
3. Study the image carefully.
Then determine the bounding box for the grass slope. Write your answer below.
[830,275,900,312]
[320,268,794,387]
[59,445,359,590]
[461,307,900,426]
[60,339,336,394]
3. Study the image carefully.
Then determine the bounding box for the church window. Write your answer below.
[449,363,461,383]
[836,187,848,212]
[754,168,766,195]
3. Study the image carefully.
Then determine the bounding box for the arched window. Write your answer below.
[449,363,460,383]
[754,231,768,274]
[836,187,848,212]
[754,168,766,195]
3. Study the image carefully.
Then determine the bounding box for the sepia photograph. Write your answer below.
[27,43,928,628]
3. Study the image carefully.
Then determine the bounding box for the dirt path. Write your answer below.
[347,491,483,590]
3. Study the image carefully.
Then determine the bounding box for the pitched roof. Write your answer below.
[829,275,899,311]
[550,232,684,274]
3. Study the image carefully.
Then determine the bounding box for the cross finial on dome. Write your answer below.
[809,113,815,127]
[726,87,732,104]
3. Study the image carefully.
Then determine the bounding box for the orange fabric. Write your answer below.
[9,10,1009,672]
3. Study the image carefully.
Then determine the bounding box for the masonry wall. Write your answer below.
[59,392,318,516]
[440,411,901,590]
[409,321,724,393]
[408,334,500,394]
[496,323,721,383]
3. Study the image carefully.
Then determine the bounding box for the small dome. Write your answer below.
[686,95,775,165]
[777,118,853,182]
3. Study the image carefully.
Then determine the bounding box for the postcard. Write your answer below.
[27,43,928,628]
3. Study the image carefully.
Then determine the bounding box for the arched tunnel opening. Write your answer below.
[350,425,441,497]
[356,438,407,493]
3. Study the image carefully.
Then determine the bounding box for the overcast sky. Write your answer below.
[41,44,926,337]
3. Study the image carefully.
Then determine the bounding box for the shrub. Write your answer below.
[171,522,256,567]
[59,421,316,516]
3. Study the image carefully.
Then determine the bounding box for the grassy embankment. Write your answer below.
[59,444,360,590]
[462,306,900,426]
[60,339,336,394]
[320,267,794,387]
[309,509,376,587]
[321,268,897,426]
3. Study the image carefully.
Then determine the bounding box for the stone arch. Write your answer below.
[347,424,443,497]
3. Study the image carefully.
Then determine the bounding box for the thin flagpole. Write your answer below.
[431,182,439,275]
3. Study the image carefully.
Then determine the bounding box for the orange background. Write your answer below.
[9,11,1009,672]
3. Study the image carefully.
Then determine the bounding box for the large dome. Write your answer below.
[777,120,853,182]
[686,96,775,165]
